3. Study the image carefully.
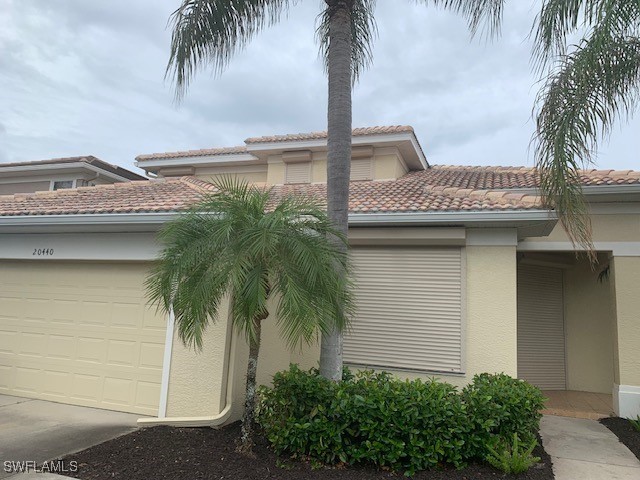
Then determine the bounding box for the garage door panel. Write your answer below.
[0,365,11,389]
[0,329,17,354]
[0,261,166,415]
[41,369,72,397]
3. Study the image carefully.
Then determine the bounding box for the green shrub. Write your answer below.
[462,373,545,457]
[257,366,545,476]
[485,434,541,474]
[257,366,469,474]
[337,370,469,473]
[630,416,640,432]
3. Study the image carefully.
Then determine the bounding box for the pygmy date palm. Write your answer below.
[534,1,640,254]
[146,178,353,451]
[165,0,504,381]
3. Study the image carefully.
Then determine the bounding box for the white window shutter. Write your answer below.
[350,158,373,181]
[344,247,464,373]
[285,162,311,184]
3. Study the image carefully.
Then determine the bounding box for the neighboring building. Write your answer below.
[0,156,147,195]
[0,126,638,425]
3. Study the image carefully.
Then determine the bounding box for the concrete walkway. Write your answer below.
[0,394,140,479]
[540,415,640,479]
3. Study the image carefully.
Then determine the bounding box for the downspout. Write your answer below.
[157,308,176,419]
[138,311,237,427]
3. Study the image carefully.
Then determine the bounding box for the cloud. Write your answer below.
[0,0,637,170]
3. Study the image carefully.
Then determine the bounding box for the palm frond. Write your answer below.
[534,26,640,256]
[419,0,505,38]
[166,0,295,100]
[147,177,352,351]
[533,0,640,70]
[316,0,378,84]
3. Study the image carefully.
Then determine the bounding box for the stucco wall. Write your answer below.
[262,149,409,185]
[226,300,298,423]
[532,211,640,243]
[165,296,232,417]
[610,256,640,387]
[458,246,518,381]
[195,165,268,185]
[563,260,615,393]
[373,154,405,181]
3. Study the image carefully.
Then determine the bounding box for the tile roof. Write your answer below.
[0,179,204,216]
[0,156,102,168]
[1,165,638,218]
[244,125,415,144]
[135,126,417,161]
[0,155,146,180]
[420,165,640,189]
[135,146,248,161]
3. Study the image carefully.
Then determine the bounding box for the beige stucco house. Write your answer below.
[0,156,146,195]
[0,126,638,425]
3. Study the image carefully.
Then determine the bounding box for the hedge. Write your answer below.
[256,365,544,475]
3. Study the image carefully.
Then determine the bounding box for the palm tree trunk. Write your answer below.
[320,0,352,382]
[238,316,262,453]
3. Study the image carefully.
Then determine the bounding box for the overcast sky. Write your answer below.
[0,0,638,173]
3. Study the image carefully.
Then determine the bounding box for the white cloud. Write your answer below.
[0,0,637,171]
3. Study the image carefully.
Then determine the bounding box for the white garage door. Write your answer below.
[0,261,166,415]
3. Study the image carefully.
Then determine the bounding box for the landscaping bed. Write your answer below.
[601,417,640,460]
[62,422,554,480]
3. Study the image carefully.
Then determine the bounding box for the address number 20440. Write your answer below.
[33,248,54,256]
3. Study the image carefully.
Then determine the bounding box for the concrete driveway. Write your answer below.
[0,394,140,479]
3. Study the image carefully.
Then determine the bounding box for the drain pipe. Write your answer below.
[157,308,175,419]
[138,315,237,427]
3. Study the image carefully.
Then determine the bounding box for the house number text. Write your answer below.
[33,248,55,256]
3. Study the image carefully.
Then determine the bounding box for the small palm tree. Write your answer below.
[146,178,352,452]
[165,0,504,381]
[534,1,640,253]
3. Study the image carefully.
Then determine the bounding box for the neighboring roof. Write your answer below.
[135,146,248,161]
[244,125,415,144]
[420,166,640,189]
[135,126,419,162]
[1,165,639,218]
[0,179,203,216]
[0,156,147,181]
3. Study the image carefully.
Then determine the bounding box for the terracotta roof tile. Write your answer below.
[136,126,416,161]
[0,179,204,217]
[1,164,638,218]
[135,146,248,161]
[244,125,414,144]
[416,165,640,188]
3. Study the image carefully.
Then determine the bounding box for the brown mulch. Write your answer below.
[61,422,554,479]
[601,417,640,461]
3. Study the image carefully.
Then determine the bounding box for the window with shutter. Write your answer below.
[344,247,464,373]
[285,162,311,184]
[350,158,373,181]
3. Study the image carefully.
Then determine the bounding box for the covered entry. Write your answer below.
[516,253,616,417]
[0,261,166,415]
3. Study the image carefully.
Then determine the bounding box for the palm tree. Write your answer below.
[146,178,352,451]
[534,1,640,254]
[165,0,505,381]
